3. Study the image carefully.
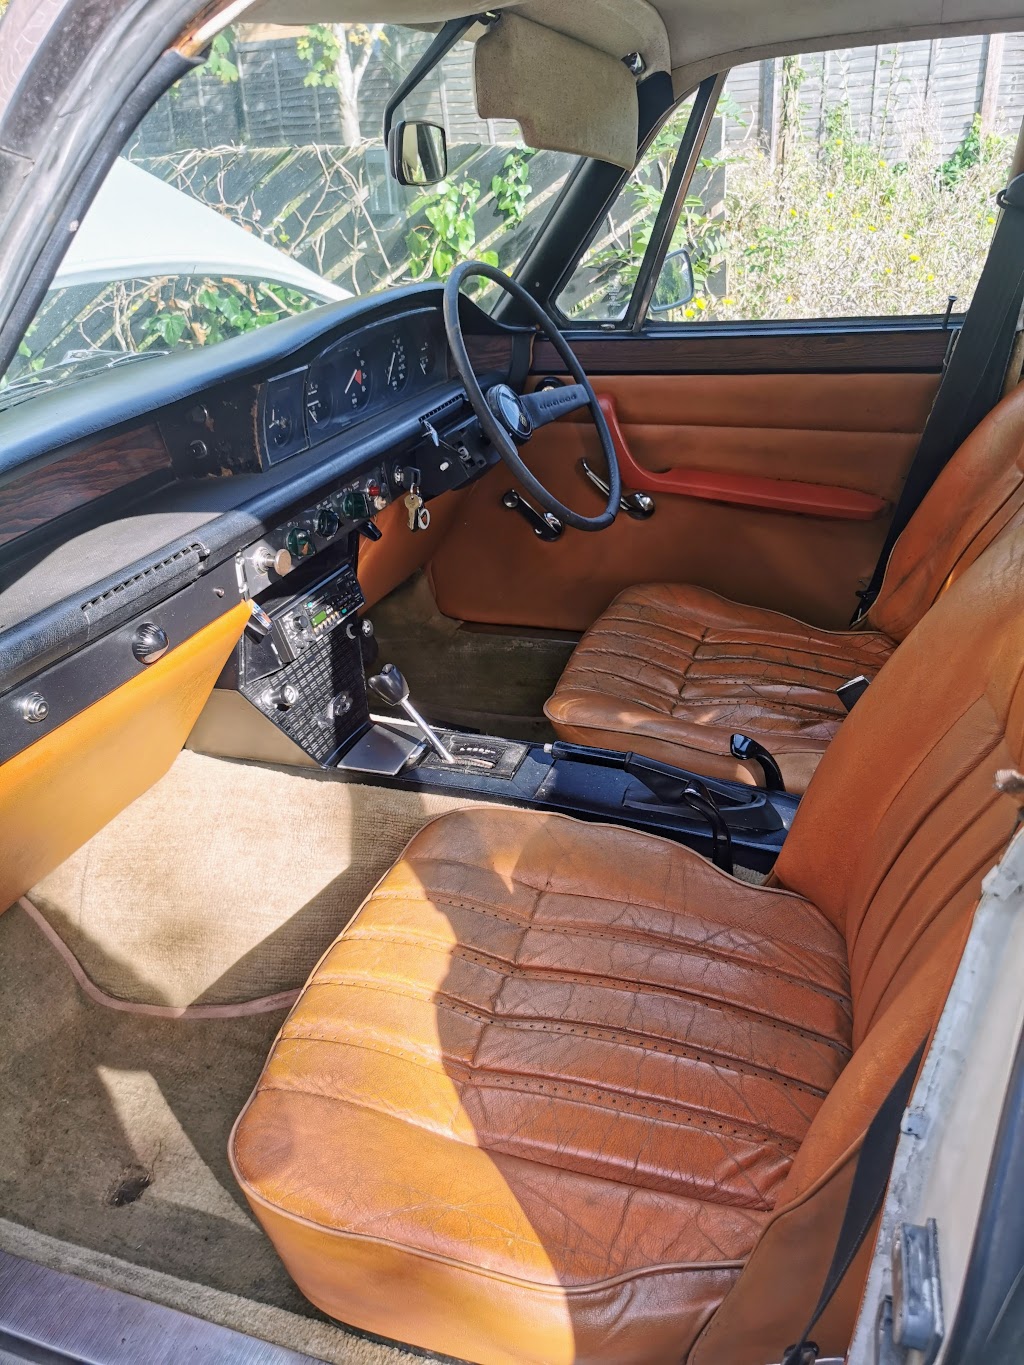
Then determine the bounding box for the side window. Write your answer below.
[556,94,698,322]
[563,35,1022,327]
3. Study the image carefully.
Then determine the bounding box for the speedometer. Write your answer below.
[384,333,408,393]
[338,346,371,412]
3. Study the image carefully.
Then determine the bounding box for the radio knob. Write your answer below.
[286,526,314,558]
[253,544,292,577]
[266,682,301,711]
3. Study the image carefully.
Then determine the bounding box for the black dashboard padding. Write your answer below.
[0,285,471,487]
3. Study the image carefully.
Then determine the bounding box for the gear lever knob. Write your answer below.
[366,663,453,763]
[368,663,409,707]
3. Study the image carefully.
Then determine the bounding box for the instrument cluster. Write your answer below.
[260,308,446,467]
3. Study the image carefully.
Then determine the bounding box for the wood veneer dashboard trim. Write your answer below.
[532,325,952,374]
[0,423,171,550]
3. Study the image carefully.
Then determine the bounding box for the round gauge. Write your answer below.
[305,369,332,428]
[338,346,371,412]
[266,404,294,449]
[417,337,437,379]
[384,333,408,393]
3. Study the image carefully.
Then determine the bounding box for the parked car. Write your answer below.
[0,3,1022,1364]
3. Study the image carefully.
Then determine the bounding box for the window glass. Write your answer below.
[556,95,697,322]
[648,38,1021,323]
[1,22,578,407]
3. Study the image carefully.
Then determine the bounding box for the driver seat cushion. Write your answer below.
[231,806,854,1365]
[543,582,896,792]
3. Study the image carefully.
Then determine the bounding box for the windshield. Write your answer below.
[0,22,579,407]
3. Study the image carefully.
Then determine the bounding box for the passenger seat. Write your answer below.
[231,523,1024,1365]
[545,381,1024,792]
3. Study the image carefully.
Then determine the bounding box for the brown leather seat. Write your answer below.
[231,526,1023,1365]
[545,382,1024,792]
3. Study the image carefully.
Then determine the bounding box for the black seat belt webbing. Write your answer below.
[779,1040,927,1365]
[855,172,1024,622]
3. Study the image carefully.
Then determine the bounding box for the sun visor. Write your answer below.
[475,14,639,171]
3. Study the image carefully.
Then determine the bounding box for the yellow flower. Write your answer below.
[909,253,921,262]
[867,225,877,232]
[722,297,735,306]
[789,208,797,217]
[926,273,935,280]
[902,232,911,240]
[786,295,794,304]
[878,159,887,168]
[826,191,834,199]
[987,215,996,224]
[684,308,695,319]
[884,267,892,275]
[694,297,707,311]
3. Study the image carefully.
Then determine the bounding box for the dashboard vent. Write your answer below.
[421,392,465,426]
[81,543,206,628]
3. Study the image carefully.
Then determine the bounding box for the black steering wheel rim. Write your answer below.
[443,260,621,532]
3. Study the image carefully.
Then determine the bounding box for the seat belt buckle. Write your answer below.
[770,1348,843,1365]
[837,674,870,713]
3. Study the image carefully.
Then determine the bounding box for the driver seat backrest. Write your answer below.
[690,525,1024,1360]
[866,379,1024,641]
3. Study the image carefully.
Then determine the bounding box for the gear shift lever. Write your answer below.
[367,663,454,763]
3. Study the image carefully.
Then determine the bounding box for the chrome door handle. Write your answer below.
[580,459,655,519]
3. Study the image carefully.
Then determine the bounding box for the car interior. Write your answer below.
[2,1,1024,1363]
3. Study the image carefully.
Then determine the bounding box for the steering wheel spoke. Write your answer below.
[519,382,590,429]
[443,261,621,532]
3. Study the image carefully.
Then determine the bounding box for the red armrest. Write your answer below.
[596,395,887,521]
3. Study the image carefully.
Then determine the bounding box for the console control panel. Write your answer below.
[276,562,365,664]
[240,464,390,597]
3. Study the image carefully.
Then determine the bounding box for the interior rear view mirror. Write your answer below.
[388,121,448,187]
[650,247,696,314]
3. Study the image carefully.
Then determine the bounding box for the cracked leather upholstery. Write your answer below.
[544,583,895,791]
[232,526,1024,1363]
[546,382,1024,792]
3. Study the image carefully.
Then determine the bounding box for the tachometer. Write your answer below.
[338,346,371,412]
[384,333,408,393]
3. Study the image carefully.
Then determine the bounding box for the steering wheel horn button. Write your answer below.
[486,383,533,442]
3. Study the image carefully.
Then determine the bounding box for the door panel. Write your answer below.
[428,370,939,633]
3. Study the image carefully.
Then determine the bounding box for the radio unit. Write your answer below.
[274,562,364,664]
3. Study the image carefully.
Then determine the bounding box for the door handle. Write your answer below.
[580,459,655,520]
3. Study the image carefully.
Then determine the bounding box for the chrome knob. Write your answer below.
[266,682,300,711]
[253,544,292,577]
[18,692,49,723]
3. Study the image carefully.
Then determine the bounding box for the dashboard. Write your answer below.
[0,284,519,727]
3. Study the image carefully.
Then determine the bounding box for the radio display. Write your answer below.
[311,608,329,627]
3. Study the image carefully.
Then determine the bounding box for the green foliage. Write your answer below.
[939,113,1006,189]
[141,278,314,348]
[297,24,342,89]
[406,178,498,280]
[205,32,239,85]
[491,150,534,227]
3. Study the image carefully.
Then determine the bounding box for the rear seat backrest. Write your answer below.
[778,526,1024,1044]
[867,381,1024,642]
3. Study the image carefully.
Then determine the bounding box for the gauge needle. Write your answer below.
[387,353,395,384]
[345,368,362,394]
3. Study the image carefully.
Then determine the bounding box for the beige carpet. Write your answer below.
[28,749,510,1008]
[0,903,428,1364]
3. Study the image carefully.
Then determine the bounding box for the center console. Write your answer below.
[208,558,798,872]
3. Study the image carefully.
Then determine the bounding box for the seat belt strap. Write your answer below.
[854,172,1024,622]
[778,1040,927,1365]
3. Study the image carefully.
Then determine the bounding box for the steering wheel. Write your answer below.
[443,260,621,532]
